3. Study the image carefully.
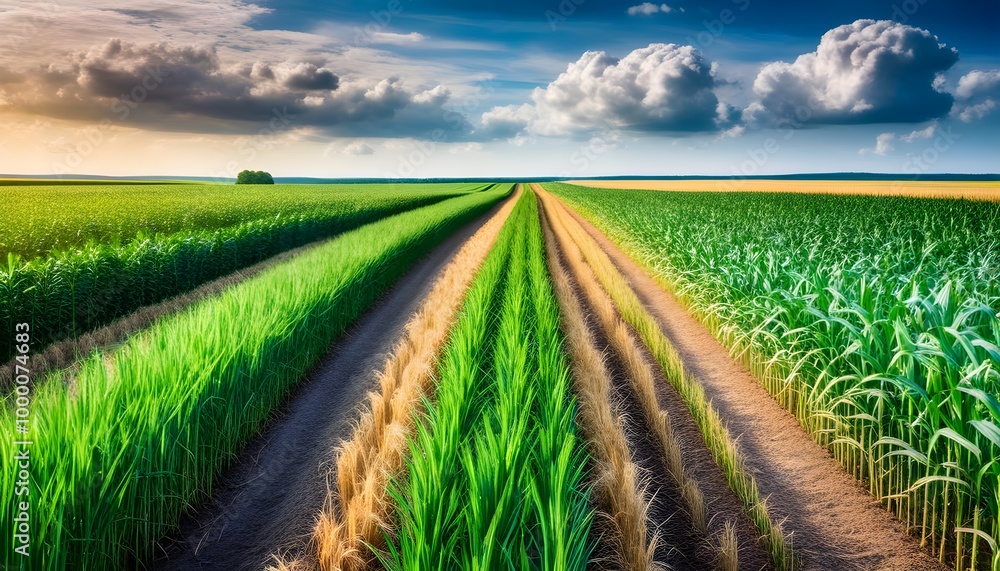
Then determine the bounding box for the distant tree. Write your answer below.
[236,170,275,184]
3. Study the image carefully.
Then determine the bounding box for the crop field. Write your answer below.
[549,181,1000,570]
[567,179,1000,201]
[3,179,998,571]
[0,183,492,365]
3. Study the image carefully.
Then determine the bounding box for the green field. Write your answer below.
[3,180,997,571]
[0,183,494,363]
[0,186,507,569]
[548,181,1000,567]
[389,190,591,570]
[0,183,495,260]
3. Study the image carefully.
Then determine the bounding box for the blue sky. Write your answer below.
[0,0,996,177]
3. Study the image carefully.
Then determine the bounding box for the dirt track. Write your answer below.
[556,198,947,571]
[540,192,772,570]
[567,179,1000,200]
[155,200,508,571]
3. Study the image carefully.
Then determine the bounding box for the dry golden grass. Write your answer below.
[538,186,709,532]
[539,199,657,570]
[268,187,521,571]
[537,185,797,569]
[567,179,1000,201]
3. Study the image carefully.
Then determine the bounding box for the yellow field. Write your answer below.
[566,179,1000,201]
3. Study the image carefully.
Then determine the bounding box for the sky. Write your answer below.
[0,0,997,178]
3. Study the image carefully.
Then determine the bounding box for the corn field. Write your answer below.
[549,182,1000,570]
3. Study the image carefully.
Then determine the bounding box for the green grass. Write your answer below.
[0,182,495,260]
[548,182,1000,570]
[0,183,492,363]
[386,190,592,570]
[0,186,508,570]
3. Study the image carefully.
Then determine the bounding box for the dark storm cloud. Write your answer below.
[2,39,468,138]
[282,63,340,91]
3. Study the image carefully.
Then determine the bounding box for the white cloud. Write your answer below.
[955,70,1000,100]
[482,43,726,138]
[901,122,936,142]
[626,3,680,16]
[480,103,537,139]
[745,20,958,127]
[957,100,997,123]
[370,31,425,45]
[952,69,1000,122]
[860,132,896,155]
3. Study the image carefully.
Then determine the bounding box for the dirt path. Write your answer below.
[540,189,772,570]
[556,198,947,571]
[154,199,510,571]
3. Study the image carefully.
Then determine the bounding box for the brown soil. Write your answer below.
[558,200,948,571]
[541,191,773,571]
[544,201,699,569]
[153,202,507,571]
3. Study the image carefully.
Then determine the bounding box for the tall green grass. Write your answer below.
[0,187,508,570]
[0,184,487,364]
[386,191,592,570]
[548,182,1000,570]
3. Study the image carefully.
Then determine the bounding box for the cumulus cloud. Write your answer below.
[860,132,895,155]
[952,69,1000,122]
[901,122,936,142]
[481,43,727,138]
[744,20,959,127]
[480,103,537,139]
[0,38,470,138]
[626,3,681,16]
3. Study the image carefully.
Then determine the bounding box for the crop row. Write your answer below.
[0,182,496,259]
[0,185,485,364]
[548,182,1000,569]
[386,190,592,570]
[0,188,507,570]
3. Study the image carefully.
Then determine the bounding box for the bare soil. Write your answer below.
[560,203,947,571]
[154,203,506,571]
[542,195,772,571]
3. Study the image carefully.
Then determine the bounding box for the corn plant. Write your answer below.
[548,182,1000,570]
